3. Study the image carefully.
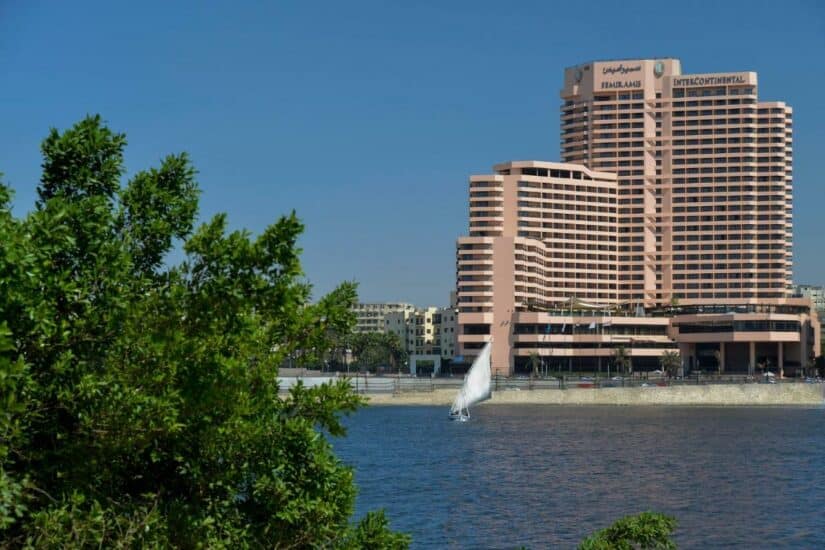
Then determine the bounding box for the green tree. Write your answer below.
[0,116,408,548]
[757,358,773,378]
[712,349,723,375]
[659,351,681,379]
[529,351,541,379]
[350,332,407,373]
[350,332,379,372]
[669,295,680,315]
[578,512,677,550]
[614,345,631,376]
[385,332,408,373]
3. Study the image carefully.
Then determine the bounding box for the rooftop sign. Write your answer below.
[596,62,645,90]
[602,64,642,76]
[672,74,749,87]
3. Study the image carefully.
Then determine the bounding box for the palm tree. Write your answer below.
[331,331,353,372]
[669,295,680,315]
[659,350,681,379]
[614,345,631,376]
[384,332,407,374]
[712,349,722,376]
[529,351,541,379]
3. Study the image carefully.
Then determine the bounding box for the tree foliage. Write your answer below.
[0,116,408,548]
[613,345,631,375]
[529,351,541,378]
[350,332,407,373]
[578,512,677,550]
[659,351,681,379]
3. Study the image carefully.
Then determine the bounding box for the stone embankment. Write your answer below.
[366,383,824,406]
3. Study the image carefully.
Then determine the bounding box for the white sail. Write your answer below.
[450,342,492,416]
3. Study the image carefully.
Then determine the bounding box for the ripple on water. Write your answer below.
[334,405,825,549]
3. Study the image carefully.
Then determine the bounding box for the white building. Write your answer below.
[352,302,415,333]
[793,285,825,314]
[383,298,460,361]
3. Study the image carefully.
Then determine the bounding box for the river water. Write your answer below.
[334,405,824,549]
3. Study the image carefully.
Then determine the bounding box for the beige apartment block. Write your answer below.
[385,307,438,355]
[434,306,458,360]
[561,58,793,307]
[384,309,415,353]
[352,302,415,333]
[386,304,459,360]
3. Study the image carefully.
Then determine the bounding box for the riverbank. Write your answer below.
[365,383,824,406]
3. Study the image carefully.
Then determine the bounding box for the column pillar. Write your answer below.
[719,342,726,373]
[748,341,755,377]
[678,343,690,377]
[778,342,784,379]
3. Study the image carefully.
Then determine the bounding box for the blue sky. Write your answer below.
[1,0,824,306]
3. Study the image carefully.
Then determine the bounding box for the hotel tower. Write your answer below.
[456,58,819,377]
[561,59,792,307]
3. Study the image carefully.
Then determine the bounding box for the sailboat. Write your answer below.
[449,342,492,421]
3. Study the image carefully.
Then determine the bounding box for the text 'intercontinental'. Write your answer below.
[672,75,747,87]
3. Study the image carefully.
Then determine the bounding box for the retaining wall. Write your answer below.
[365,383,824,406]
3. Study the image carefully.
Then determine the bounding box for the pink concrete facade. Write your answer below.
[459,161,618,308]
[561,58,793,307]
[457,162,625,374]
[455,58,818,377]
[671,298,820,378]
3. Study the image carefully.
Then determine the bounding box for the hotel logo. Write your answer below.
[654,61,665,78]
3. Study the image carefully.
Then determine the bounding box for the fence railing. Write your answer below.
[277,373,823,395]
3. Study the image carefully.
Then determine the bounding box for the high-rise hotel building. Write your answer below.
[457,161,676,373]
[560,58,792,306]
[456,58,819,376]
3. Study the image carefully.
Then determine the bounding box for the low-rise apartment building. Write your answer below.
[352,302,415,333]
[385,303,458,360]
[793,284,825,315]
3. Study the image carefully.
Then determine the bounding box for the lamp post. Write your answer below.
[569,296,574,374]
[597,307,604,379]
